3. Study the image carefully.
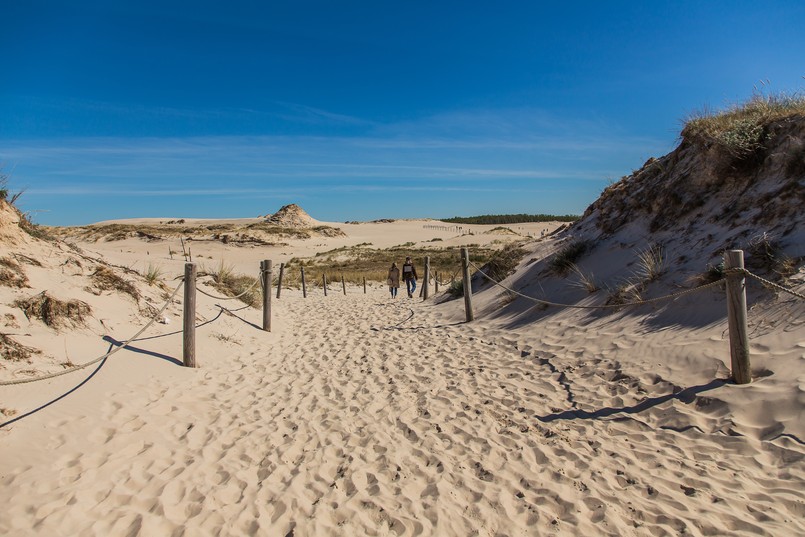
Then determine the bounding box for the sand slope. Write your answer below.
[2,282,803,536]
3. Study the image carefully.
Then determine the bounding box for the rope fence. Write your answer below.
[468,261,727,309]
[0,279,185,386]
[2,249,801,389]
[457,248,803,385]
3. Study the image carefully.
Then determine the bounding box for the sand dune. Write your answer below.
[2,277,803,536]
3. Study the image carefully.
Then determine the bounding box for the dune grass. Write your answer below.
[682,89,805,157]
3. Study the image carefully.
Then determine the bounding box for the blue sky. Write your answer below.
[2,1,803,226]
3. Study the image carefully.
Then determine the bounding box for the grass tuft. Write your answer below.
[144,264,164,286]
[567,263,599,293]
[635,244,666,283]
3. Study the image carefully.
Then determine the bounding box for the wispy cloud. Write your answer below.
[1,104,670,224]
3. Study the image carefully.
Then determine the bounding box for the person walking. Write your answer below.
[387,262,400,298]
[402,256,418,298]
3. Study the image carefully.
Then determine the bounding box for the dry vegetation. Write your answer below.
[280,244,500,288]
[0,333,41,363]
[52,221,345,245]
[208,262,262,307]
[682,89,805,158]
[0,257,29,288]
[89,265,140,301]
[15,292,92,329]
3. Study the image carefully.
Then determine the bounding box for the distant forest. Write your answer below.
[441,213,579,225]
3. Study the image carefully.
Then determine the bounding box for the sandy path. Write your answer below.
[1,286,803,536]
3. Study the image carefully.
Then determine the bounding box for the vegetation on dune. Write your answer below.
[0,257,29,288]
[548,240,591,276]
[480,243,527,282]
[209,261,262,307]
[682,88,805,158]
[0,333,41,363]
[281,244,501,288]
[90,265,141,301]
[442,213,579,225]
[15,292,92,329]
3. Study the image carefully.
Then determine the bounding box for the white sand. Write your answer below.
[1,214,804,536]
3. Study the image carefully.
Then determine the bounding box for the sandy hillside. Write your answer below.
[1,107,805,536]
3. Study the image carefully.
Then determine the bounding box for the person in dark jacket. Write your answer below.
[401,256,418,298]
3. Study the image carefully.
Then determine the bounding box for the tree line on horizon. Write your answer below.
[441,213,579,225]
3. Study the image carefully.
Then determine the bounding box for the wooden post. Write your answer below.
[461,247,474,322]
[183,262,197,367]
[301,267,307,298]
[341,274,346,295]
[435,271,439,293]
[363,276,366,294]
[323,273,328,296]
[423,256,430,300]
[261,260,272,332]
[276,262,285,299]
[725,250,751,384]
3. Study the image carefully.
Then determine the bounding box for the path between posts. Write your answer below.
[0,289,802,536]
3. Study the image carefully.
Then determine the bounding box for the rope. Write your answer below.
[468,261,725,310]
[741,269,805,300]
[0,280,185,386]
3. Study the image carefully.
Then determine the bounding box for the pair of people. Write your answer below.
[387,257,418,298]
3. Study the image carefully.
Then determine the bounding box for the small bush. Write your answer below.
[744,232,799,279]
[211,262,262,307]
[447,279,464,298]
[482,243,526,282]
[549,240,591,275]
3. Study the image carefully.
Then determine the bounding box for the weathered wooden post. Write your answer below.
[183,262,197,367]
[301,267,307,298]
[725,250,751,384]
[363,276,366,294]
[323,273,328,296]
[423,256,430,300]
[435,271,439,293]
[276,262,285,299]
[261,260,272,332]
[341,274,346,295]
[461,247,474,322]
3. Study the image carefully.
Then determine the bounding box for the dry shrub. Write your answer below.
[211,262,262,307]
[682,90,805,158]
[0,257,29,288]
[605,280,644,307]
[0,333,41,363]
[482,243,527,282]
[15,291,92,329]
[745,232,799,278]
[549,240,591,276]
[90,265,140,300]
